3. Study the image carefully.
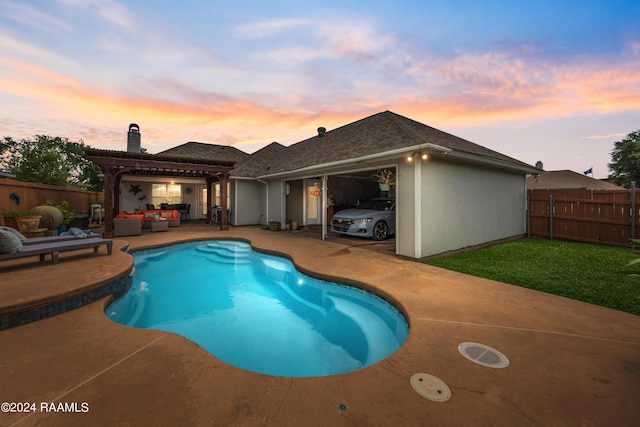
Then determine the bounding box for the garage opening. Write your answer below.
[285,167,396,246]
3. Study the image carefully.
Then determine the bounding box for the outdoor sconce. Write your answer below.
[407,152,428,162]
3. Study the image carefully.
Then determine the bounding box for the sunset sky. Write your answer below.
[1,0,639,178]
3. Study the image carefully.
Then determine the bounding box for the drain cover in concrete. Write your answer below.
[410,373,451,402]
[458,342,509,368]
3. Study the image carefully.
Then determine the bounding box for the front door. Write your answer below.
[304,180,322,225]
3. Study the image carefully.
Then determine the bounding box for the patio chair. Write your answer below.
[0,236,113,265]
[114,217,143,237]
[179,204,190,221]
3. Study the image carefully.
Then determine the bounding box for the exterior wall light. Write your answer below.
[407,152,428,162]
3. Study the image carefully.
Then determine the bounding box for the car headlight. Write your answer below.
[352,218,373,224]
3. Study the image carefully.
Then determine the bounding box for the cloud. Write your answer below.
[316,21,394,63]
[0,0,70,31]
[581,133,626,140]
[235,18,310,38]
[391,47,640,126]
[1,3,638,159]
[56,0,135,31]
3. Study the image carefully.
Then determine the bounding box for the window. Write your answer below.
[152,183,182,206]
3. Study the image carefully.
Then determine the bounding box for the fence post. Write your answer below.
[526,195,530,238]
[631,181,636,248]
[549,195,554,240]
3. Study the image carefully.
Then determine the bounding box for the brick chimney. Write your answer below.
[127,123,141,153]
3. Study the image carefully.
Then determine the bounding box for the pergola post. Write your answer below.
[101,170,115,238]
[206,176,215,224]
[219,172,230,231]
[114,174,122,215]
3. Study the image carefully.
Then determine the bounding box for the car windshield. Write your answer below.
[359,199,394,211]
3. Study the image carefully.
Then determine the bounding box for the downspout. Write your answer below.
[257,179,268,226]
[322,174,328,240]
[233,178,237,225]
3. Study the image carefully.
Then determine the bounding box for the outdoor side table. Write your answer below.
[150,219,169,232]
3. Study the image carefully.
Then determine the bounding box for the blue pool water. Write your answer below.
[107,240,409,377]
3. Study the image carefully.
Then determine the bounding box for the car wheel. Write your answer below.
[372,221,388,241]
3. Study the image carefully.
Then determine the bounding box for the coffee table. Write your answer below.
[150,219,168,232]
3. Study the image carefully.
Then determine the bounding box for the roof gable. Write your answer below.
[159,142,250,164]
[231,142,288,177]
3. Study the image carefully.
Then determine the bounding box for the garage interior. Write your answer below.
[284,167,396,240]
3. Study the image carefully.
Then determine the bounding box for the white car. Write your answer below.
[330,198,395,241]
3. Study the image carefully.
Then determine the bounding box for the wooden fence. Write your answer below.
[0,178,103,216]
[528,188,639,247]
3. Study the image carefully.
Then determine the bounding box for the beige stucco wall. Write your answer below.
[396,161,416,258]
[267,179,285,225]
[419,157,526,257]
[234,179,265,225]
[285,180,304,224]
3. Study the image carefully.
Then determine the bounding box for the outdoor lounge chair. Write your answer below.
[0,238,113,265]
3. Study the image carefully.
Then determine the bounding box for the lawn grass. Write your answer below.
[423,238,640,316]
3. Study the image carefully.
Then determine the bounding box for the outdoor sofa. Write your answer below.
[113,209,180,237]
[138,209,180,227]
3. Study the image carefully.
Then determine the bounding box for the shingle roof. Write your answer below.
[261,110,534,175]
[154,111,535,179]
[526,170,623,190]
[159,142,250,165]
[231,142,288,177]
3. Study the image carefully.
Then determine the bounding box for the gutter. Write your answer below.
[257,143,452,179]
[444,151,540,174]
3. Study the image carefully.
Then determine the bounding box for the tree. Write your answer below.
[0,135,103,191]
[608,130,640,188]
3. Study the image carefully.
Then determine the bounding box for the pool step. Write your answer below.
[203,253,253,265]
[196,241,252,264]
[328,297,400,366]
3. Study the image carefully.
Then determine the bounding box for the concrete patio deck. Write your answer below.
[1,223,639,426]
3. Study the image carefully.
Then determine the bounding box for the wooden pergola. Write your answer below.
[84,148,236,238]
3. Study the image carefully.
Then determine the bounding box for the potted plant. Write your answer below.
[57,200,74,231]
[375,169,396,191]
[2,210,42,232]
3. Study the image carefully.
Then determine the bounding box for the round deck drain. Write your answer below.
[458,342,509,368]
[410,373,451,402]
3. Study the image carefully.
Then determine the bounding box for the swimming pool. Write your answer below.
[107,240,409,377]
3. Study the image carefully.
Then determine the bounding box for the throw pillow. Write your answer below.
[0,229,24,254]
[0,226,27,242]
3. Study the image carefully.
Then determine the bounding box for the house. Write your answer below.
[526,170,623,190]
[98,111,540,259]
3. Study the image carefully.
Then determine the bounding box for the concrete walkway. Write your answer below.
[1,224,639,426]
